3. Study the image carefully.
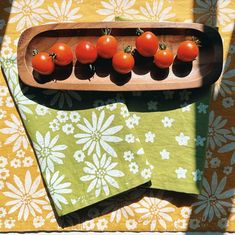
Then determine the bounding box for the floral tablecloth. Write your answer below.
[0,0,235,232]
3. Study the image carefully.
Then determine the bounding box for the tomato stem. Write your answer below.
[32,49,39,56]
[159,42,167,50]
[102,28,112,35]
[124,45,132,53]
[50,53,57,60]
[136,28,144,36]
[192,36,201,47]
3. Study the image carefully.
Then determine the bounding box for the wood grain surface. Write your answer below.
[17,22,223,91]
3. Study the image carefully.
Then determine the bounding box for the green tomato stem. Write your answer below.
[32,49,39,56]
[136,28,144,36]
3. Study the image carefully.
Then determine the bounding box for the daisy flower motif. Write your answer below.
[132,191,175,230]
[33,131,67,172]
[96,0,139,21]
[73,150,85,163]
[207,110,230,150]
[0,114,29,152]
[129,162,139,174]
[75,111,123,157]
[80,153,124,197]
[193,0,235,30]
[193,172,235,222]
[12,84,35,120]
[140,0,175,21]
[43,90,81,108]
[43,0,82,22]
[49,119,60,132]
[45,170,72,210]
[123,151,134,162]
[213,51,235,100]
[4,0,47,32]
[3,171,47,221]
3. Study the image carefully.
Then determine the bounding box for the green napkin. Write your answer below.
[116,16,211,194]
[1,63,151,216]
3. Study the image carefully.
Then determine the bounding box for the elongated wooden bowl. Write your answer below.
[17,22,223,91]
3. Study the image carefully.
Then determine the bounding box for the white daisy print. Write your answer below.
[33,216,45,228]
[120,106,129,118]
[0,156,8,168]
[3,171,47,221]
[35,104,49,116]
[69,111,81,123]
[4,218,16,229]
[75,111,123,157]
[141,168,152,179]
[132,192,175,230]
[175,132,190,146]
[129,162,139,174]
[0,114,29,152]
[210,157,221,168]
[62,123,74,135]
[0,168,9,180]
[145,131,156,143]
[96,218,108,231]
[0,53,18,89]
[160,149,170,160]
[207,110,230,150]
[33,131,67,172]
[180,207,192,219]
[213,50,235,100]
[73,150,85,163]
[56,111,68,123]
[193,172,235,222]
[12,84,35,120]
[4,0,47,32]
[126,219,137,230]
[45,170,72,210]
[82,219,95,230]
[161,116,174,127]
[43,90,81,108]
[175,167,187,179]
[123,151,134,162]
[49,119,60,132]
[139,0,175,21]
[43,0,82,22]
[125,134,135,143]
[96,0,139,21]
[80,153,124,197]
[193,0,235,31]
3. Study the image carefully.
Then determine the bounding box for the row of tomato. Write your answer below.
[32,29,199,76]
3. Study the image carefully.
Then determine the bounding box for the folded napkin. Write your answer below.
[1,68,151,216]
[116,16,211,194]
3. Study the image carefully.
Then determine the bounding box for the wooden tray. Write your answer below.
[17,22,223,91]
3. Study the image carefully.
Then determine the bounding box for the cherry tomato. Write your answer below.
[49,42,73,66]
[32,50,55,75]
[75,41,97,64]
[96,35,118,59]
[135,30,159,57]
[154,44,174,69]
[112,46,134,74]
[177,40,199,62]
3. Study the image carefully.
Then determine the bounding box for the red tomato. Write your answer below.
[32,50,55,75]
[177,40,199,62]
[49,42,73,66]
[154,47,174,69]
[75,41,97,64]
[135,31,159,57]
[96,35,118,59]
[112,48,134,74]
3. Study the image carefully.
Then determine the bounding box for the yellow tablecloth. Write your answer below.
[0,0,235,232]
